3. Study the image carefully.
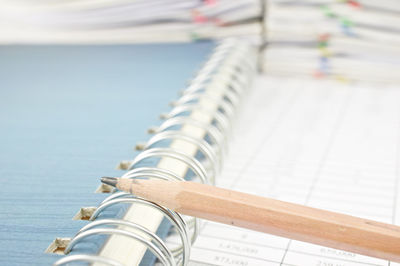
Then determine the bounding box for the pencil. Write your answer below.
[101,177,400,262]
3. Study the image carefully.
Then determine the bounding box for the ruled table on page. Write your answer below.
[166,75,400,266]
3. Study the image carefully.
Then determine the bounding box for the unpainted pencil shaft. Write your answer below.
[109,178,400,262]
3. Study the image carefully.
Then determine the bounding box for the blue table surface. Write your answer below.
[0,42,214,265]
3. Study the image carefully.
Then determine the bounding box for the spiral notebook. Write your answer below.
[45,35,400,266]
[0,41,215,266]
[44,39,258,266]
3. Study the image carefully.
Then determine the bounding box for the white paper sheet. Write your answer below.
[168,75,400,266]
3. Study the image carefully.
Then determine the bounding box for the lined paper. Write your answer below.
[167,75,400,266]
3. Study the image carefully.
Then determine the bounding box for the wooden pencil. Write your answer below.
[101,177,400,262]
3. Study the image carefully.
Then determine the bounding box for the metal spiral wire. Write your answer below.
[53,39,257,266]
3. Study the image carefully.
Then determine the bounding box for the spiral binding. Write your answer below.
[54,39,257,266]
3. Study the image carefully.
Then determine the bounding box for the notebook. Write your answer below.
[0,41,215,266]
[41,35,400,265]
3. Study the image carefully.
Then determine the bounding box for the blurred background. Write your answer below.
[0,0,262,43]
[1,0,399,82]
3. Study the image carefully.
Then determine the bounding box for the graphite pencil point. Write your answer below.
[101,177,118,187]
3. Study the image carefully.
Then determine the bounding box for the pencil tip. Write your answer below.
[101,177,118,187]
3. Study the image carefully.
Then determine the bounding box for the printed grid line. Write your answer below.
[279,85,355,265]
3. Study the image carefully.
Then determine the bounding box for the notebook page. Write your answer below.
[167,75,400,266]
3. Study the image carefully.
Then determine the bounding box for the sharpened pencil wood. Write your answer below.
[104,178,400,262]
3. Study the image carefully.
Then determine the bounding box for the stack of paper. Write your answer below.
[0,0,262,43]
[263,0,400,84]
